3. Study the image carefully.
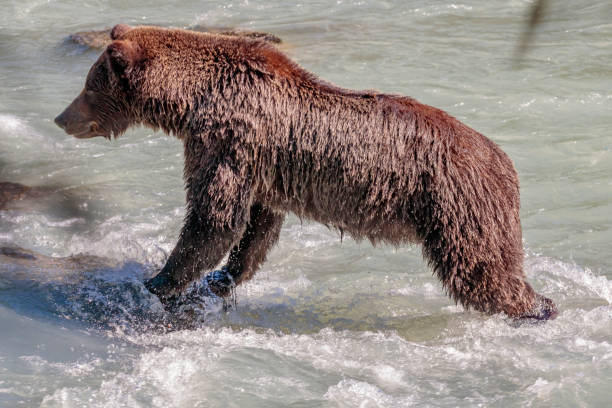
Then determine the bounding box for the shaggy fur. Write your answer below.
[68,25,281,50]
[55,25,557,320]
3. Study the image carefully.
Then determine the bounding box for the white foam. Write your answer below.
[0,114,26,133]
[65,215,174,267]
[40,329,414,407]
[237,271,312,299]
[19,355,102,377]
[0,113,56,151]
[392,281,442,297]
[526,255,612,303]
[526,378,557,399]
[324,379,398,407]
[21,294,612,408]
[368,364,406,388]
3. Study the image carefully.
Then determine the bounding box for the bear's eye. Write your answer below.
[85,63,109,92]
[96,63,108,77]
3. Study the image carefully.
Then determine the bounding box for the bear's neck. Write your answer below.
[131,47,384,154]
[133,92,192,139]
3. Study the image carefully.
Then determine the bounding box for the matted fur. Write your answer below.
[56,25,557,320]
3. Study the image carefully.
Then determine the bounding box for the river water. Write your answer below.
[1,0,611,406]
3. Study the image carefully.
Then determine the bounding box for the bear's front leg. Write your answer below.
[145,219,243,301]
[205,203,285,297]
[145,161,252,302]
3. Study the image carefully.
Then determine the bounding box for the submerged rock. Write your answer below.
[0,244,118,283]
[0,244,221,331]
[0,182,47,210]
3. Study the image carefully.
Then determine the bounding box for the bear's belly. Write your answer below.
[257,185,422,246]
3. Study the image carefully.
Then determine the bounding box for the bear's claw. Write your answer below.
[145,267,236,305]
[205,266,236,298]
[517,294,558,321]
[144,273,179,302]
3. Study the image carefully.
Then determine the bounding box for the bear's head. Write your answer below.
[55,24,141,139]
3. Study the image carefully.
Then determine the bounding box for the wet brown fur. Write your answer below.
[55,25,557,320]
[68,25,282,50]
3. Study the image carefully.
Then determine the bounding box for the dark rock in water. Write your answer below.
[68,25,282,50]
[69,28,113,49]
[0,244,119,283]
[0,182,31,208]
[0,244,160,331]
[0,246,37,260]
[0,182,91,220]
[0,245,220,332]
[0,182,47,210]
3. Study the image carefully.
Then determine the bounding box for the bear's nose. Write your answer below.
[54,112,67,130]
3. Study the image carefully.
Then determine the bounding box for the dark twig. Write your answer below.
[514,0,549,66]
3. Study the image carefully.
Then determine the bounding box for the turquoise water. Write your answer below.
[1,1,611,406]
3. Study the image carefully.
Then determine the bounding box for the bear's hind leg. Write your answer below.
[445,256,557,320]
[422,225,557,320]
[206,204,285,297]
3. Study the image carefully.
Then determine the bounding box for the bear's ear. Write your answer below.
[107,40,142,76]
[110,24,132,40]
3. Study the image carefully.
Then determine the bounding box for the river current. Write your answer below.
[1,1,611,406]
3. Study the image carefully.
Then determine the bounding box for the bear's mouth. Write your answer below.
[70,122,109,139]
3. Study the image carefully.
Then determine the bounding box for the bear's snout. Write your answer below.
[54,112,68,130]
[54,95,106,139]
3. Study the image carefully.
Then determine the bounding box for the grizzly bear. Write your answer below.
[55,24,557,320]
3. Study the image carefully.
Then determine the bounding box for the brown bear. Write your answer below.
[55,24,557,320]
